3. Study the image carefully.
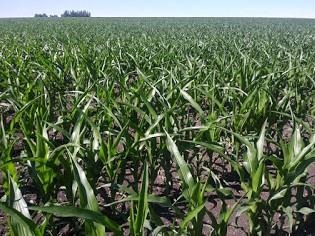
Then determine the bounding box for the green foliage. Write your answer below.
[0,17,314,235]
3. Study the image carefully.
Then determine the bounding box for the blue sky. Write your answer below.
[1,0,315,18]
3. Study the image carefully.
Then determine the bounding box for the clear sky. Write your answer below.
[1,0,315,18]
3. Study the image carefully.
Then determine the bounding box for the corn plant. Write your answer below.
[0,17,315,235]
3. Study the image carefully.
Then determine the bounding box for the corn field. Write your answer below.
[0,18,315,235]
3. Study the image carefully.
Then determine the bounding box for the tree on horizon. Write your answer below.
[61,10,91,17]
[34,13,48,18]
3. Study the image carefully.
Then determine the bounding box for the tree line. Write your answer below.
[34,10,91,18]
[34,14,58,18]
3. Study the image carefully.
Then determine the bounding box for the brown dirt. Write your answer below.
[0,120,314,235]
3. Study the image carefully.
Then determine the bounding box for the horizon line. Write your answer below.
[1,16,315,19]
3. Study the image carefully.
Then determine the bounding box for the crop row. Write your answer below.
[0,18,315,235]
